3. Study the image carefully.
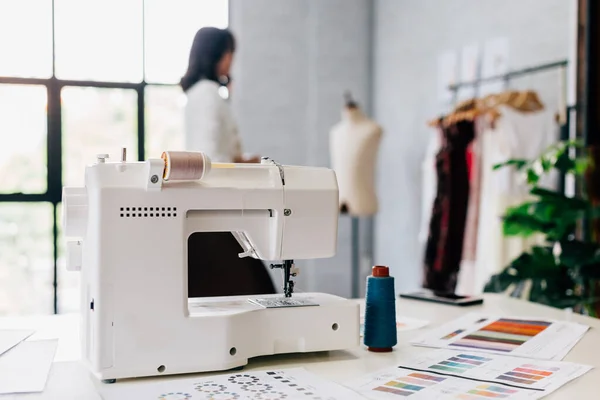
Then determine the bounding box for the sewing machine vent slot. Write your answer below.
[119,207,177,218]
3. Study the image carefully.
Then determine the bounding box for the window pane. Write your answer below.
[54,0,143,82]
[0,84,47,194]
[56,202,79,313]
[144,0,228,83]
[0,203,53,316]
[62,87,137,187]
[145,85,186,158]
[0,0,52,78]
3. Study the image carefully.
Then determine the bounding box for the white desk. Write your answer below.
[2,294,599,399]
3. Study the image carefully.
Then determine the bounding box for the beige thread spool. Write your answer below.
[161,151,212,181]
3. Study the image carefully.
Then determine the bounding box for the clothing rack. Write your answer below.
[447,59,573,193]
[448,59,568,93]
[440,60,577,292]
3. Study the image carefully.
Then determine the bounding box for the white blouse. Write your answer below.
[459,106,558,295]
[184,80,242,163]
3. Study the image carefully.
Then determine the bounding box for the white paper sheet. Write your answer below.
[437,50,458,103]
[457,43,481,101]
[0,339,58,394]
[346,350,592,400]
[410,313,588,360]
[101,367,365,400]
[479,37,510,96]
[360,315,430,337]
[397,349,591,392]
[0,329,35,356]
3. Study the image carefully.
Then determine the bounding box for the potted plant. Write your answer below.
[484,140,600,317]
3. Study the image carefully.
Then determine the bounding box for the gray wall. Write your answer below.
[229,0,575,296]
[229,0,372,297]
[373,0,575,293]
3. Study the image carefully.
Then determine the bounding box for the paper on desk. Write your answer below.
[0,329,35,356]
[360,315,429,337]
[410,312,589,360]
[345,349,592,399]
[101,367,365,400]
[0,339,58,394]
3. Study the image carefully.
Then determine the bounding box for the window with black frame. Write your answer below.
[0,0,228,316]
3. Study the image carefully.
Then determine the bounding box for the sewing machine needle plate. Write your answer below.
[248,298,319,308]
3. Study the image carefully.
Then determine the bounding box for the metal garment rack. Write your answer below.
[448,59,568,95]
[444,59,574,297]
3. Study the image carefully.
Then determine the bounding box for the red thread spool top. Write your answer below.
[372,265,389,277]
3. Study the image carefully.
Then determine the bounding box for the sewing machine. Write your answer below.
[62,150,360,382]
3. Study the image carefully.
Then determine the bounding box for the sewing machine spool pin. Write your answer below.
[270,260,296,297]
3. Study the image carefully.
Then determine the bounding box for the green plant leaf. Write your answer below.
[501,200,577,239]
[502,213,548,237]
[575,158,590,174]
[558,239,600,268]
[493,159,528,171]
[505,247,560,279]
[483,271,520,293]
[526,168,540,185]
[554,151,576,174]
[530,188,590,210]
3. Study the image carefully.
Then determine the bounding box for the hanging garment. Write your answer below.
[423,120,475,293]
[419,130,441,245]
[458,105,558,295]
[455,126,483,295]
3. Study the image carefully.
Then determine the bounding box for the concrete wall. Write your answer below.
[373,0,575,293]
[229,0,373,297]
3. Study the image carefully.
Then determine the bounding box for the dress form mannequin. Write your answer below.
[329,94,383,216]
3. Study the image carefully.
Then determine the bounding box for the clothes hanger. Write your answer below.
[512,90,544,112]
[426,97,486,128]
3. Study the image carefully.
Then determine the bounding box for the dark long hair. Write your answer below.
[180,27,236,92]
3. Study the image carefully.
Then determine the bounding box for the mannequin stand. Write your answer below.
[348,215,375,299]
[351,216,360,298]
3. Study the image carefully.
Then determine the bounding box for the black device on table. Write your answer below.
[399,290,483,306]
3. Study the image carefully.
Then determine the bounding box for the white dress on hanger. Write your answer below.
[460,105,558,295]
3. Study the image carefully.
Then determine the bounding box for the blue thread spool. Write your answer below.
[363,265,397,352]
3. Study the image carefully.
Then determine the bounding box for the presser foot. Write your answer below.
[270,260,296,297]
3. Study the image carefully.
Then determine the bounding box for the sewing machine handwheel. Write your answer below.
[102,379,117,384]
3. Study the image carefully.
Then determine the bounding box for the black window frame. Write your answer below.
[0,0,215,314]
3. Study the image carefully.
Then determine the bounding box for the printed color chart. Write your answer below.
[450,319,551,353]
[429,354,492,374]
[373,373,446,396]
[456,384,520,399]
[441,329,465,340]
[497,364,560,386]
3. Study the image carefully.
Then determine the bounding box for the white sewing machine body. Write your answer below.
[62,155,359,381]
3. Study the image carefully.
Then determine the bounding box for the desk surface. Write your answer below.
[2,294,599,399]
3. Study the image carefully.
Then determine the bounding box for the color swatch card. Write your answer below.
[100,367,365,400]
[346,351,591,400]
[410,313,589,360]
[347,366,545,399]
[395,349,592,393]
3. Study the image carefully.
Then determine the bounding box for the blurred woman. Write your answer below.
[180,27,275,298]
[181,27,259,163]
